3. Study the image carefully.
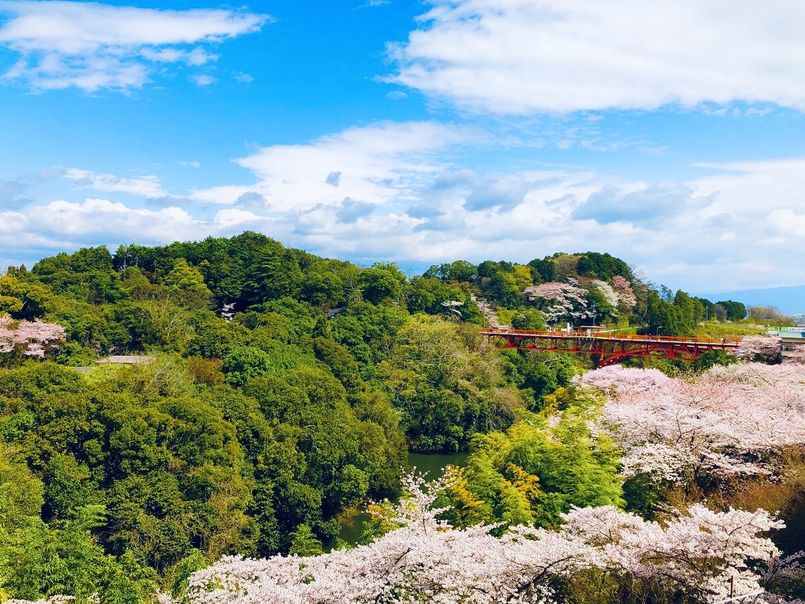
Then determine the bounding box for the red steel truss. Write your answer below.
[481,328,740,366]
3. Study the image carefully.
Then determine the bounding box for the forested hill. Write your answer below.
[0,232,754,600]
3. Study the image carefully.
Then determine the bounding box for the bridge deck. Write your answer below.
[481,328,739,366]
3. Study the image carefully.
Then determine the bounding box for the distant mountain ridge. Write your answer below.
[695,284,805,316]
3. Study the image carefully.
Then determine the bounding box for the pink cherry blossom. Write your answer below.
[186,471,785,604]
[577,363,805,481]
[0,315,66,358]
[524,281,592,324]
[612,276,637,308]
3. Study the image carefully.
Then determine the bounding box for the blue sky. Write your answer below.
[2,0,805,294]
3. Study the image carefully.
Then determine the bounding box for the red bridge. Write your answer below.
[481,328,740,367]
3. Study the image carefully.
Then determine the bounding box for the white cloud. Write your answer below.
[184,123,805,291]
[62,168,169,198]
[257,156,805,292]
[0,210,26,233]
[192,74,216,87]
[0,197,273,253]
[191,121,476,210]
[0,1,268,91]
[140,47,218,66]
[7,120,805,293]
[25,198,196,239]
[212,208,268,229]
[389,0,805,113]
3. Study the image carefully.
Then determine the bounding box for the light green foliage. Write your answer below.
[222,346,273,387]
[444,389,624,529]
[288,523,324,556]
[0,274,55,319]
[313,336,363,392]
[170,549,209,599]
[223,341,318,387]
[0,443,45,533]
[186,314,250,359]
[120,266,162,300]
[163,259,214,309]
[509,308,546,331]
[0,499,157,603]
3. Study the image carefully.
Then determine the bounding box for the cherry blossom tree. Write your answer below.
[524,280,592,326]
[185,471,787,604]
[735,336,783,364]
[612,275,637,309]
[0,315,66,358]
[591,279,619,309]
[576,363,805,482]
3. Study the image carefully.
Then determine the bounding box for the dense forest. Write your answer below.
[0,232,800,603]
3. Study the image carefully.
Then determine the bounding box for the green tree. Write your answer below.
[163,259,214,309]
[358,265,405,305]
[379,315,522,451]
[448,390,624,529]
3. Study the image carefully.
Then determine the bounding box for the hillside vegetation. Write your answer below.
[0,233,795,603]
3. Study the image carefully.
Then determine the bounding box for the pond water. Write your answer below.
[775,494,805,556]
[331,451,469,548]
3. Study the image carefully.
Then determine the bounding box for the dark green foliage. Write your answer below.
[691,349,738,372]
[527,258,555,283]
[32,247,124,305]
[643,288,700,336]
[575,251,632,281]
[1,233,751,601]
[0,355,406,600]
[717,299,748,321]
[423,260,478,283]
[501,350,576,410]
[475,261,523,308]
[358,263,405,305]
[378,315,523,452]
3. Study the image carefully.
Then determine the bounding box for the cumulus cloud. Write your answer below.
[573,183,709,226]
[0,1,268,91]
[389,0,805,113]
[336,198,374,223]
[191,121,475,211]
[6,117,805,293]
[24,198,196,240]
[0,197,275,256]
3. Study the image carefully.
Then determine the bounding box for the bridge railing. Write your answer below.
[480,328,740,346]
